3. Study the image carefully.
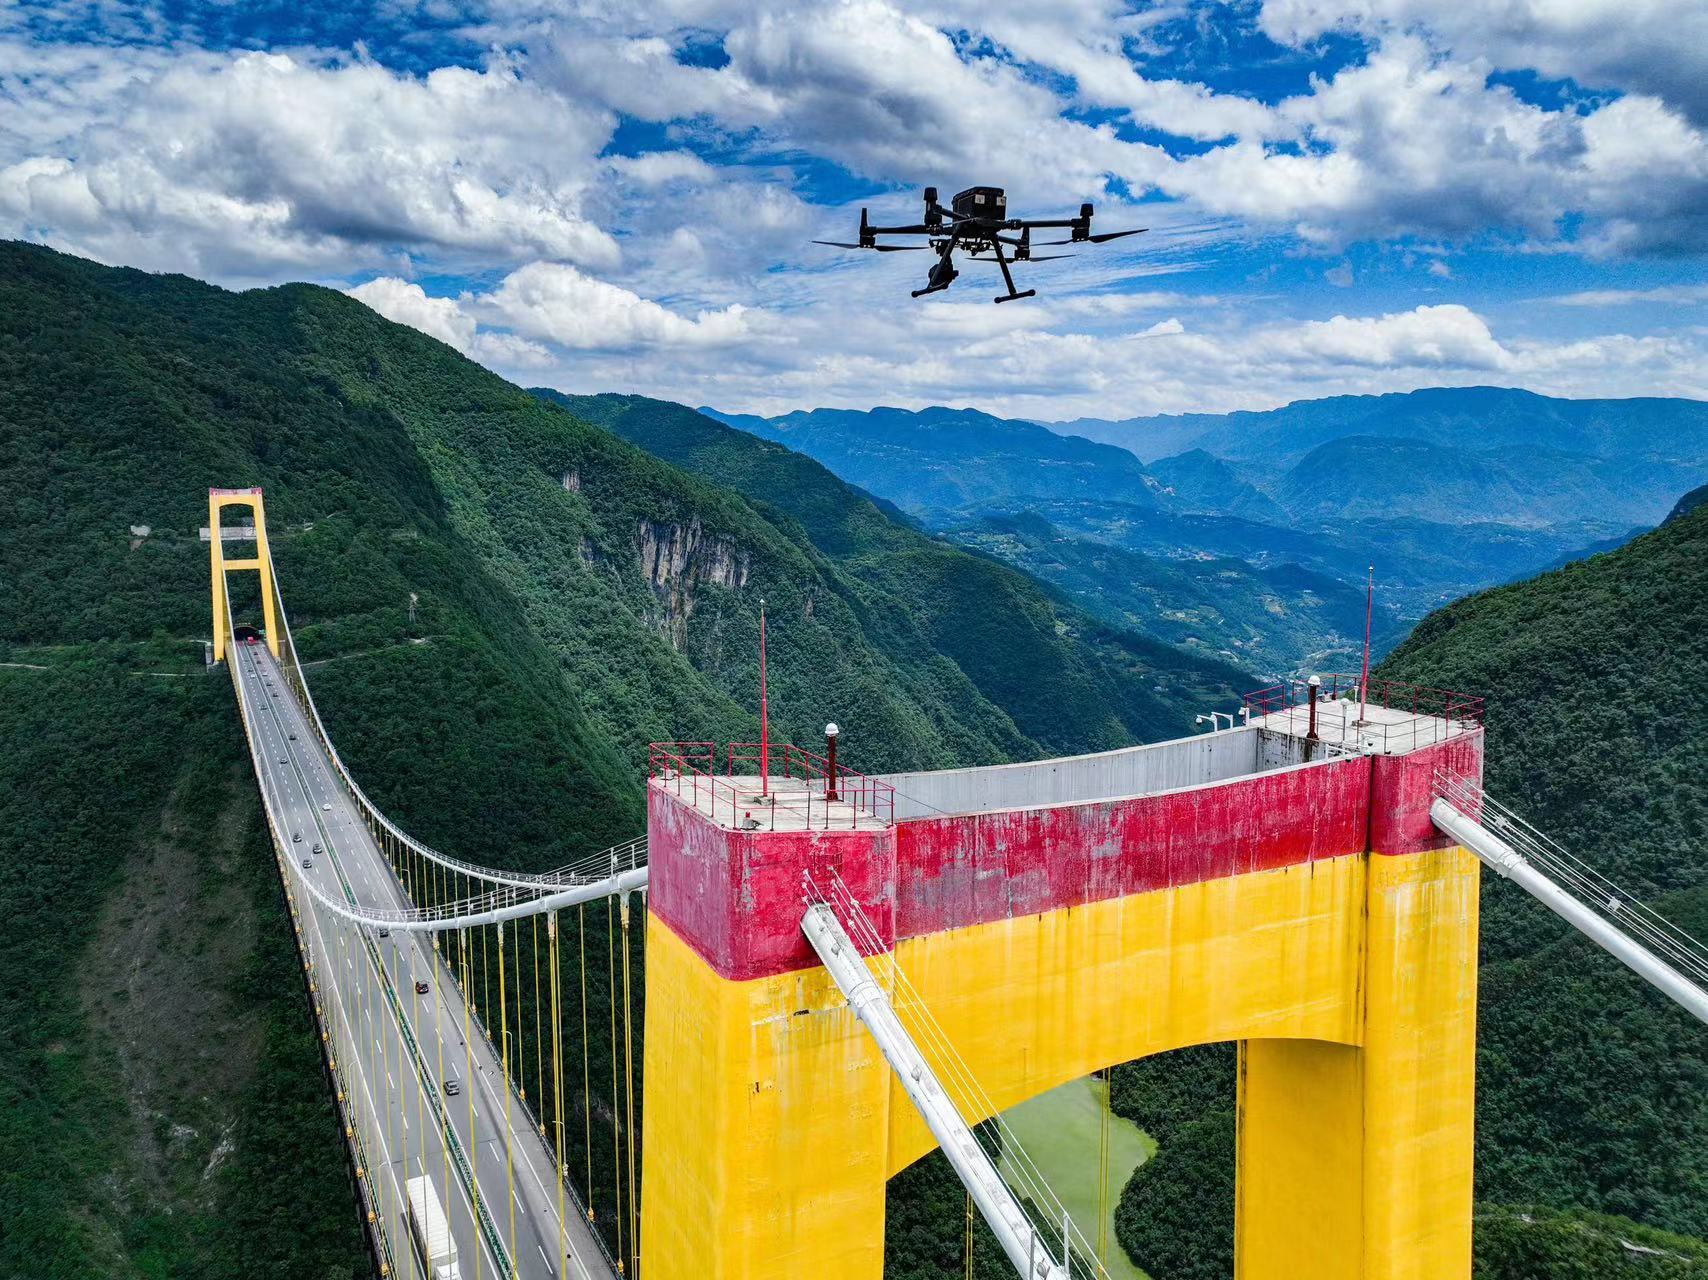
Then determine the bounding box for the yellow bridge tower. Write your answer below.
[208,486,279,662]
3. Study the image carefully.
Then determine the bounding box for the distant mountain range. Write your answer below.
[705,404,1165,513]
[704,388,1708,676]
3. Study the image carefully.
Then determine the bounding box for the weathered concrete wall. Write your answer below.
[892,754,1372,939]
[876,725,1263,819]
[646,785,895,981]
[640,725,1486,1280]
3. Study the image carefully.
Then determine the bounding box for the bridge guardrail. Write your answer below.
[649,740,894,829]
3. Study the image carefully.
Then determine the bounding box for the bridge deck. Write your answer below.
[237,641,608,1280]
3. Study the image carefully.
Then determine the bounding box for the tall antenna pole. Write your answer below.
[1359,565,1373,725]
[759,598,770,796]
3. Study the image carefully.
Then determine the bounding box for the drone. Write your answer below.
[813,186,1145,303]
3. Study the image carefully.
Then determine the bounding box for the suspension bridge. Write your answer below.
[209,487,1708,1280]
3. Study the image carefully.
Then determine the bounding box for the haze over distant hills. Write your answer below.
[705,389,1708,678]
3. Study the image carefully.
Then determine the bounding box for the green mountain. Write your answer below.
[702,402,1166,516]
[0,241,1245,1279]
[706,390,1704,666]
[939,510,1399,680]
[533,390,1250,744]
[1111,495,1708,1277]
[1054,385,1708,480]
[1146,448,1289,523]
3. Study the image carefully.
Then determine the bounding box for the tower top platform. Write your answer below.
[648,741,893,833]
[649,677,1482,832]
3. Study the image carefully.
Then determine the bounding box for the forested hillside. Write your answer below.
[1112,499,1708,1278]
[0,241,1242,1278]
[535,390,1250,729]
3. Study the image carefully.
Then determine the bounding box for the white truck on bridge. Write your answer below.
[406,1175,461,1280]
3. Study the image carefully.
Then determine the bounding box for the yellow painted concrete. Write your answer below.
[884,853,1367,1172]
[1237,1038,1365,1280]
[638,915,892,1280]
[1359,845,1480,1280]
[209,489,279,660]
[637,847,1479,1280]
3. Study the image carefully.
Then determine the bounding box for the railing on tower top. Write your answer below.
[1242,674,1485,754]
[648,740,895,830]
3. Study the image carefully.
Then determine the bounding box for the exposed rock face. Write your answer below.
[561,470,582,493]
[635,518,751,648]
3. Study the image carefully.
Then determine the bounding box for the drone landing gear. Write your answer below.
[911,282,949,298]
[988,237,1035,304]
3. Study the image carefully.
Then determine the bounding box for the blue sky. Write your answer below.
[2,0,1706,417]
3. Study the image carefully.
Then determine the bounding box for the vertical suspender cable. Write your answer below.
[621,893,639,1277]
[551,910,568,1274]
[964,1190,974,1280]
[404,945,419,1280]
[580,903,594,1213]
[608,896,625,1273]
[464,925,482,1280]
[500,923,517,1267]
[1096,1066,1111,1267]
[533,913,544,1121]
[434,930,451,1268]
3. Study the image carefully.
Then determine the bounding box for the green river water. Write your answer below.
[996,1076,1157,1280]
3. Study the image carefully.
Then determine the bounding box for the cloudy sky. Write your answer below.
[4,0,1706,418]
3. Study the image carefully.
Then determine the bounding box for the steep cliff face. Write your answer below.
[635,517,751,648]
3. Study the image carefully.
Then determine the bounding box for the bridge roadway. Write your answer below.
[235,639,611,1280]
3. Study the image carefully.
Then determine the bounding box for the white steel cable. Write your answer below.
[1434,769,1708,985]
[810,868,1111,1280]
[256,537,642,893]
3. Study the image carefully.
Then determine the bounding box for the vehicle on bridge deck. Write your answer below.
[405,1174,461,1280]
[415,980,430,995]
[443,1078,461,1097]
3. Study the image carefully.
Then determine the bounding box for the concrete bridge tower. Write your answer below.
[640,688,1484,1280]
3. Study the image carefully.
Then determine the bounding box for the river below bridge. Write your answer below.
[997,1075,1156,1280]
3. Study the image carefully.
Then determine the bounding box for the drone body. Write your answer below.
[814,186,1145,303]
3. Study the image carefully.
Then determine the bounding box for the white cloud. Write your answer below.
[1271,304,1513,369]
[477,261,756,350]
[1550,283,1708,306]
[0,48,620,279]
[346,275,555,366]
[1162,36,1708,253]
[1257,0,1708,125]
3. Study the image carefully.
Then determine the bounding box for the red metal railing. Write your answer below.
[1242,674,1484,754]
[648,741,894,831]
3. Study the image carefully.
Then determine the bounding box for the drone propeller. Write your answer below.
[1037,228,1148,245]
[966,252,1075,262]
[812,240,926,252]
